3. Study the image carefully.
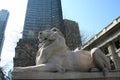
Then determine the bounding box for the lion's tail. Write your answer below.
[91,47,111,76]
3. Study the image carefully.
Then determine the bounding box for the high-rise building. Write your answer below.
[64,19,82,50]
[22,0,64,39]
[0,9,9,56]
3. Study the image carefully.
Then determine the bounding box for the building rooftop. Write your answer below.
[83,16,120,49]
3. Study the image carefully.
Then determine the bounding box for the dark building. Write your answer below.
[22,0,64,39]
[0,9,9,56]
[64,19,82,50]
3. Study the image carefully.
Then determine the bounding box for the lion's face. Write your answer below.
[38,27,61,43]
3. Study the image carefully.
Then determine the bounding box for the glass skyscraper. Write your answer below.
[0,9,9,56]
[22,0,64,39]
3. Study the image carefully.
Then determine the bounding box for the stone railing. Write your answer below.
[12,71,120,80]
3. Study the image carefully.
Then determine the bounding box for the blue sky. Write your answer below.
[62,0,120,38]
[0,0,120,62]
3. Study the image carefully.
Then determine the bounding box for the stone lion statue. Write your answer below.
[14,27,111,76]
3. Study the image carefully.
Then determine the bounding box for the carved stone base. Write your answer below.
[12,71,120,80]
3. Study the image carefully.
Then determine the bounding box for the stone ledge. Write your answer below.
[12,71,120,80]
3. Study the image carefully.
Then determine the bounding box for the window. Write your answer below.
[115,40,120,49]
[101,46,109,55]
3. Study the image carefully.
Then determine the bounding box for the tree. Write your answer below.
[80,31,93,45]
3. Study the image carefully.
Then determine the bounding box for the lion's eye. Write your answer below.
[39,32,42,35]
[53,29,57,32]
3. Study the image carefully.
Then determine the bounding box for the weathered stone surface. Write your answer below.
[14,28,111,74]
[12,71,120,80]
[14,38,38,67]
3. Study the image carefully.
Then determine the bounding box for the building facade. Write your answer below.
[0,9,9,56]
[22,0,64,39]
[83,16,120,70]
[64,19,82,50]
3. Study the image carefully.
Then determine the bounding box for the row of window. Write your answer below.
[103,39,120,55]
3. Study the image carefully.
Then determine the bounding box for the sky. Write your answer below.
[61,0,120,38]
[0,0,27,61]
[0,0,120,67]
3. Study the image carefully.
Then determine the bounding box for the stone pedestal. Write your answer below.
[12,71,120,80]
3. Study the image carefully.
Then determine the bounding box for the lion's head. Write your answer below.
[36,27,67,65]
[38,27,63,43]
